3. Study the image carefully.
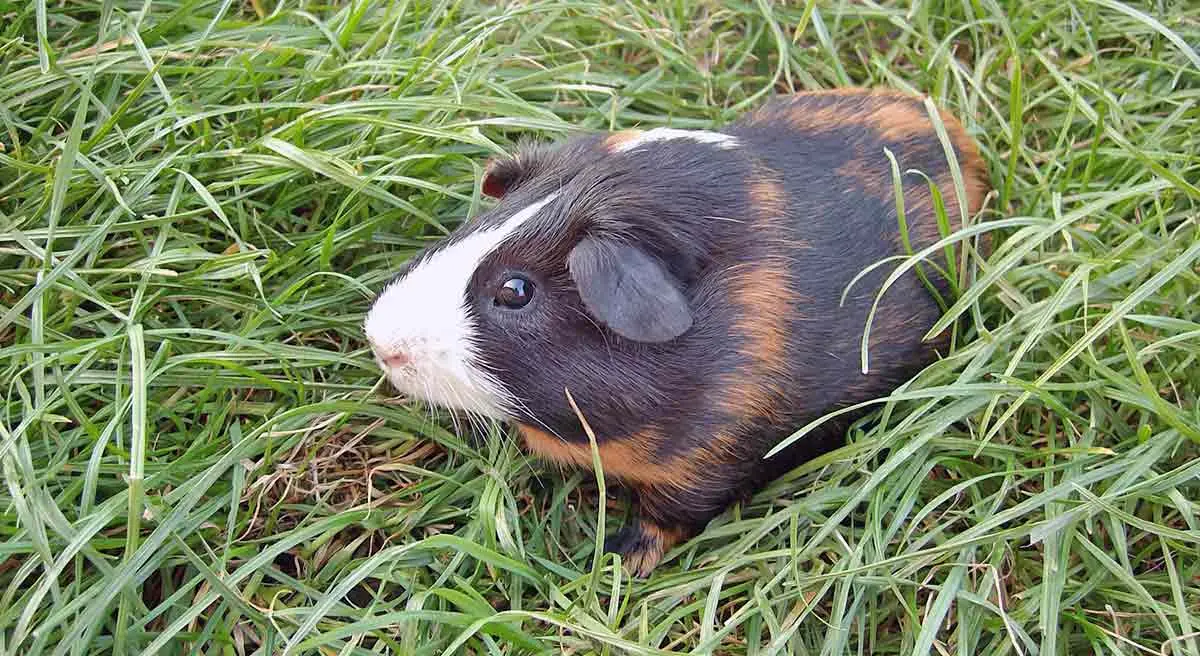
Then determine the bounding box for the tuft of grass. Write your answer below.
[2,1,1198,654]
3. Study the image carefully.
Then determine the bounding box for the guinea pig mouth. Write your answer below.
[366,341,421,396]
[380,367,419,398]
[378,364,435,407]
[374,355,511,421]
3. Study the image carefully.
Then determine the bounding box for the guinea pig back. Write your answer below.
[364,87,990,577]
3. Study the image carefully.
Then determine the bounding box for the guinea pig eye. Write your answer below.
[495,277,534,309]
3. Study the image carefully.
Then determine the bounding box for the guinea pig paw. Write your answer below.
[602,521,683,578]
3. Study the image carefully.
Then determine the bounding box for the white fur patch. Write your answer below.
[612,127,739,152]
[364,193,558,419]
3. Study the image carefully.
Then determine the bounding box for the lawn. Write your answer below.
[1,0,1198,654]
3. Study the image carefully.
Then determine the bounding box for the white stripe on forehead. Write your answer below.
[612,127,739,153]
[364,192,559,419]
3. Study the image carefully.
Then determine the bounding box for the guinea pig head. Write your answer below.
[363,131,743,439]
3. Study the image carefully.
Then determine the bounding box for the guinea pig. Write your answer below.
[363,87,990,576]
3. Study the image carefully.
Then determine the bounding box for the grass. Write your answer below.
[1,0,1198,654]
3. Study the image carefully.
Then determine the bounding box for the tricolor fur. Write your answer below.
[364,89,990,576]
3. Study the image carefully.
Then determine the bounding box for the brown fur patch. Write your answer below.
[746,87,935,136]
[622,521,686,577]
[936,147,990,225]
[834,151,891,202]
[699,430,746,465]
[719,261,792,417]
[518,424,697,489]
[914,99,990,242]
[805,89,990,255]
[716,173,794,424]
[904,139,989,252]
[752,88,989,236]
[604,129,643,151]
[749,177,787,224]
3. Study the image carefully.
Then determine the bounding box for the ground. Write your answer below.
[0,1,1198,654]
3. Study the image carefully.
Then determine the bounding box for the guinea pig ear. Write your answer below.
[481,156,521,198]
[567,236,693,343]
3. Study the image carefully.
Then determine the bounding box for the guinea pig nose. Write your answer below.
[379,348,412,369]
[369,339,412,369]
